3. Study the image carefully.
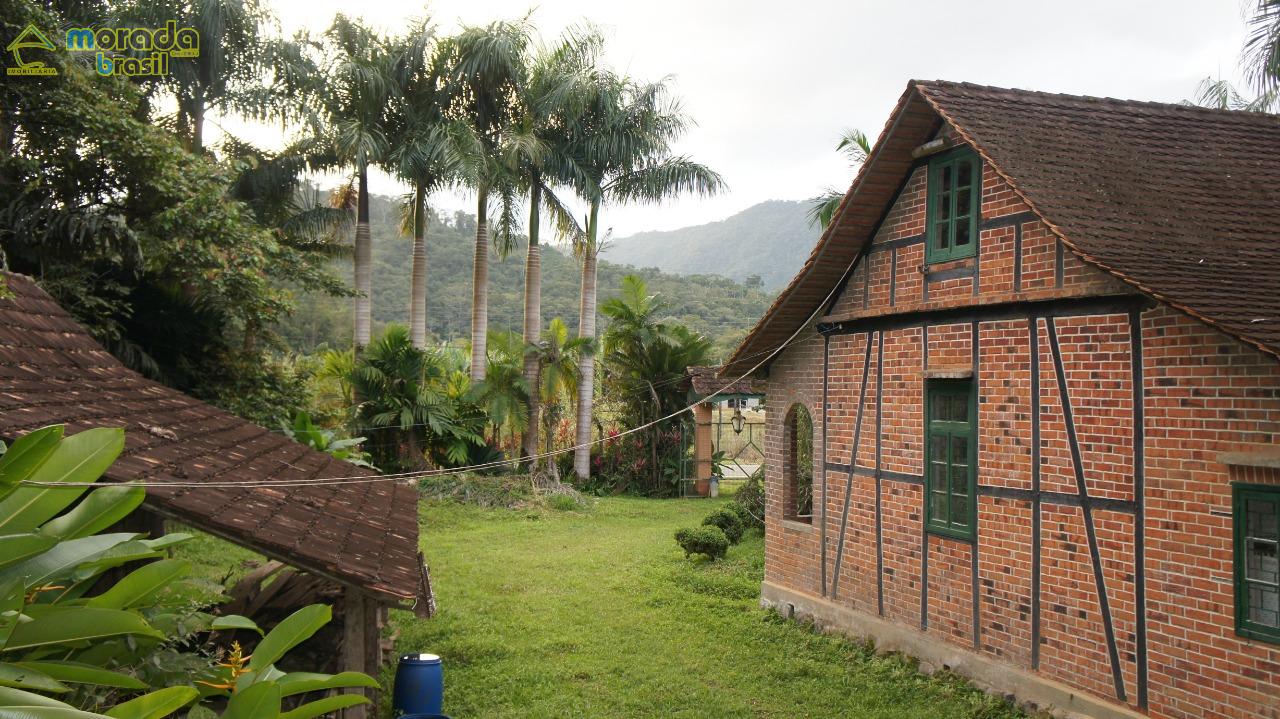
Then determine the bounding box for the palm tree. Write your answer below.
[387,19,458,349]
[561,73,725,481]
[504,27,600,463]
[807,129,870,229]
[471,330,530,455]
[436,19,533,382]
[319,15,399,349]
[601,275,713,491]
[533,318,592,482]
[125,0,316,154]
[1246,0,1280,99]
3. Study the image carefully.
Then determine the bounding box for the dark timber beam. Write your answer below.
[1046,319,1127,704]
[831,333,875,599]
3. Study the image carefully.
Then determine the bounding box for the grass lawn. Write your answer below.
[392,494,1026,719]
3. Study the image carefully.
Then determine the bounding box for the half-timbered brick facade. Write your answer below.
[729,82,1280,719]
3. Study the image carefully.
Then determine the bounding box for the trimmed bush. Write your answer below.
[724,502,752,529]
[675,526,729,560]
[702,507,745,544]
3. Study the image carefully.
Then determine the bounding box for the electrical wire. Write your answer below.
[18,274,844,489]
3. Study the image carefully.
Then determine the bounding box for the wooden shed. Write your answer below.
[0,271,433,716]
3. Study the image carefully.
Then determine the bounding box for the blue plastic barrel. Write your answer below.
[393,653,444,716]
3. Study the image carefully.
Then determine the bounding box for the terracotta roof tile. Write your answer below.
[0,272,425,605]
[727,81,1280,371]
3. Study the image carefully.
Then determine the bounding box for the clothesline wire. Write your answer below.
[18,266,848,489]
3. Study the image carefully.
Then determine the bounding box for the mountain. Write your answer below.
[276,192,775,362]
[602,199,820,290]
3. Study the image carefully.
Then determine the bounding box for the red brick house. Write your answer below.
[725,81,1280,719]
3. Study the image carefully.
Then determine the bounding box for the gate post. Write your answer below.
[694,402,714,482]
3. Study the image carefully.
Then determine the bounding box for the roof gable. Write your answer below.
[725,81,1280,373]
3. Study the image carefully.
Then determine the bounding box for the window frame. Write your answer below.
[924,379,977,541]
[925,147,980,264]
[784,403,814,524]
[1234,482,1280,644]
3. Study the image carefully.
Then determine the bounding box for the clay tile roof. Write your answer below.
[726,80,1280,373]
[687,366,765,398]
[0,272,425,605]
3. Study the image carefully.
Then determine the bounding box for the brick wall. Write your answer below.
[761,134,1280,718]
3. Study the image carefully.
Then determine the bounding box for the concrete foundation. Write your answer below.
[760,581,1147,719]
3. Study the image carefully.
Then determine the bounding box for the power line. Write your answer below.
[18,275,844,489]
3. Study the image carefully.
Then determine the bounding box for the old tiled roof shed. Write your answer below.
[726,80,1280,373]
[0,271,427,608]
[687,365,766,399]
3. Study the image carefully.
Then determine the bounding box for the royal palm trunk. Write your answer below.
[353,167,373,348]
[522,180,543,463]
[470,185,490,382]
[410,181,428,349]
[573,200,601,479]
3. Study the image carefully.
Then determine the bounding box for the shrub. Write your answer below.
[702,507,744,544]
[675,526,729,560]
[724,502,752,529]
[733,466,766,530]
[547,493,580,511]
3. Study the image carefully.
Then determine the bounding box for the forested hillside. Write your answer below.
[603,199,821,289]
[277,192,774,360]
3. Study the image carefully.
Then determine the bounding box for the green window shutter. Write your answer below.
[925,380,976,540]
[1235,483,1280,643]
[925,148,980,264]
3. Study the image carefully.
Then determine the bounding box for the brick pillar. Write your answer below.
[694,402,714,481]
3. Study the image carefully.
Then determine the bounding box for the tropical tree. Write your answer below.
[436,19,534,382]
[600,275,713,491]
[532,318,591,482]
[318,15,400,348]
[387,19,458,349]
[471,330,531,454]
[807,128,870,229]
[122,0,318,154]
[350,325,486,470]
[1245,0,1280,99]
[561,72,724,481]
[503,27,601,463]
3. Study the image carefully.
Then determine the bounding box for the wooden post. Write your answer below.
[694,402,714,481]
[341,591,369,719]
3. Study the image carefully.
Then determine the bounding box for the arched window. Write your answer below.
[784,404,814,523]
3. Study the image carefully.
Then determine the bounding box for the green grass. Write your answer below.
[393,496,1026,719]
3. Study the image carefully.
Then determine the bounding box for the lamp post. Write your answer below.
[731,405,745,435]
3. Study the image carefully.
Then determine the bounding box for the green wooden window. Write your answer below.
[925,380,976,539]
[926,148,980,263]
[1235,483,1280,643]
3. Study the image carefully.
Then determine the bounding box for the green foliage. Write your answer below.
[730,470,765,532]
[808,129,872,229]
[0,1,348,425]
[274,196,770,361]
[701,507,744,545]
[0,425,374,719]
[674,526,728,560]
[417,473,536,509]
[350,325,487,470]
[278,412,373,469]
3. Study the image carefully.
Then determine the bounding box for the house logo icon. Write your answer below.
[6,24,58,76]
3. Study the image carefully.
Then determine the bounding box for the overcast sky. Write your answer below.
[219,0,1252,241]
